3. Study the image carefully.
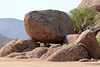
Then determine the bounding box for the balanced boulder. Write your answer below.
[24,10,74,43]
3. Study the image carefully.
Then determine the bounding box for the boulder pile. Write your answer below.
[0,10,100,62]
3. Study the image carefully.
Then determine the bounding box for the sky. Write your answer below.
[0,0,82,20]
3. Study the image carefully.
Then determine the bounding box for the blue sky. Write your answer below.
[0,0,82,20]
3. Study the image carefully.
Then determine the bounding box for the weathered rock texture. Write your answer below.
[93,13,100,29]
[63,34,79,44]
[40,45,62,60]
[27,47,48,58]
[6,52,28,58]
[75,30,100,58]
[24,10,74,43]
[0,40,15,57]
[6,47,48,59]
[11,39,40,52]
[14,56,28,59]
[48,44,61,50]
[46,43,87,61]
[78,0,100,11]
[0,39,39,57]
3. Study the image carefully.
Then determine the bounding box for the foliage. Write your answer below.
[69,6,98,33]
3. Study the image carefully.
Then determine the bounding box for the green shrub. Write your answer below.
[69,6,98,33]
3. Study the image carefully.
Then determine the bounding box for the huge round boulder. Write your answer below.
[24,10,74,43]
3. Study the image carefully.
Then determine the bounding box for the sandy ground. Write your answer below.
[0,57,100,67]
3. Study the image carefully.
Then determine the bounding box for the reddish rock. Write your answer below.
[41,44,51,48]
[63,34,79,44]
[12,39,40,52]
[40,45,62,60]
[0,39,39,57]
[27,47,48,58]
[46,43,87,61]
[48,44,61,49]
[24,10,74,43]
[78,0,100,11]
[92,5,100,12]
[75,30,100,58]
[91,58,98,62]
[93,13,100,31]
[79,58,90,62]
[0,40,15,57]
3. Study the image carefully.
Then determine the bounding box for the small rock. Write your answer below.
[79,58,90,62]
[91,58,98,62]
[14,56,28,59]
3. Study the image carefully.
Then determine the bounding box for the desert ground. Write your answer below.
[0,57,100,67]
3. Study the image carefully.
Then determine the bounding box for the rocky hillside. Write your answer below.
[0,33,11,48]
[78,0,100,11]
[0,18,29,38]
[77,0,100,29]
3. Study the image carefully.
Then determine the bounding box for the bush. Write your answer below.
[69,6,98,34]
